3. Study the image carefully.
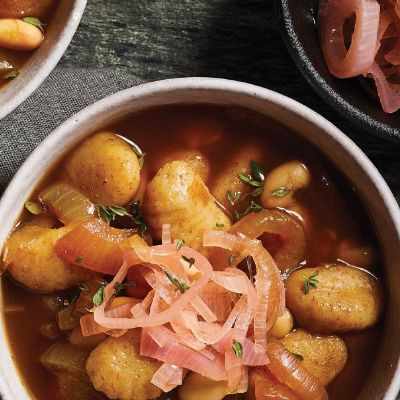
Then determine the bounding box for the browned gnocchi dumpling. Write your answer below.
[280,328,347,386]
[143,160,231,252]
[86,329,162,400]
[286,264,384,333]
[2,224,93,291]
[63,131,141,206]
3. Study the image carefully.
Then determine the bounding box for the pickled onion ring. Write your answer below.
[319,0,380,78]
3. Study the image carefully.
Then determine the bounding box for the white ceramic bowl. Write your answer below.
[1,78,400,400]
[0,0,86,120]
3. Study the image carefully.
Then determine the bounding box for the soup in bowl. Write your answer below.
[0,78,399,400]
[0,0,86,120]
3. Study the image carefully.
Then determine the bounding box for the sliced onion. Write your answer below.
[319,0,380,78]
[41,342,92,385]
[368,61,400,112]
[40,182,96,224]
[266,338,328,400]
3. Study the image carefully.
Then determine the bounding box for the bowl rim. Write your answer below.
[0,0,87,120]
[1,77,400,400]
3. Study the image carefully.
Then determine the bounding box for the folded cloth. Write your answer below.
[0,68,145,196]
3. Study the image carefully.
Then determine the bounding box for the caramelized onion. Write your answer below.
[40,182,96,224]
[229,209,307,273]
[55,219,137,274]
[266,338,328,400]
[41,342,91,384]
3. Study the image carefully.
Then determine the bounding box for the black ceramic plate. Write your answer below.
[275,0,400,142]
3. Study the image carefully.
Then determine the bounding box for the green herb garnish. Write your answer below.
[238,160,265,198]
[232,340,243,358]
[177,239,185,251]
[165,271,190,293]
[97,204,114,224]
[303,270,319,294]
[238,173,262,187]
[182,255,195,268]
[273,188,291,197]
[250,159,265,182]
[97,202,147,236]
[24,201,42,215]
[230,160,265,212]
[3,70,20,80]
[113,280,137,296]
[92,286,105,307]
[78,283,89,291]
[22,17,45,27]
[109,205,132,217]
[216,223,224,228]
[229,254,235,265]
[70,283,89,303]
[227,189,241,205]
[130,143,146,169]
[130,201,147,236]
[234,201,264,220]
[75,257,84,263]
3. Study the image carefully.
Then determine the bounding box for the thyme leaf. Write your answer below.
[130,144,146,170]
[273,188,291,197]
[23,17,45,27]
[303,270,319,294]
[165,271,190,293]
[113,280,137,296]
[232,340,243,358]
[182,255,195,268]
[177,239,185,251]
[227,189,241,205]
[25,201,43,215]
[92,286,105,307]
[234,201,264,220]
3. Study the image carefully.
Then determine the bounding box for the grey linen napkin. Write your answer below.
[0,68,145,196]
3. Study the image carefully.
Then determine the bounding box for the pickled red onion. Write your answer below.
[319,0,380,78]
[319,0,400,113]
[81,229,293,394]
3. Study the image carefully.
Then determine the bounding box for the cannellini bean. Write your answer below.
[281,328,347,387]
[178,372,230,400]
[286,264,384,333]
[260,160,311,209]
[269,309,294,339]
[0,19,43,51]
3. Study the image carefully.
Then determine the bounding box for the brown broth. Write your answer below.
[1,103,384,400]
